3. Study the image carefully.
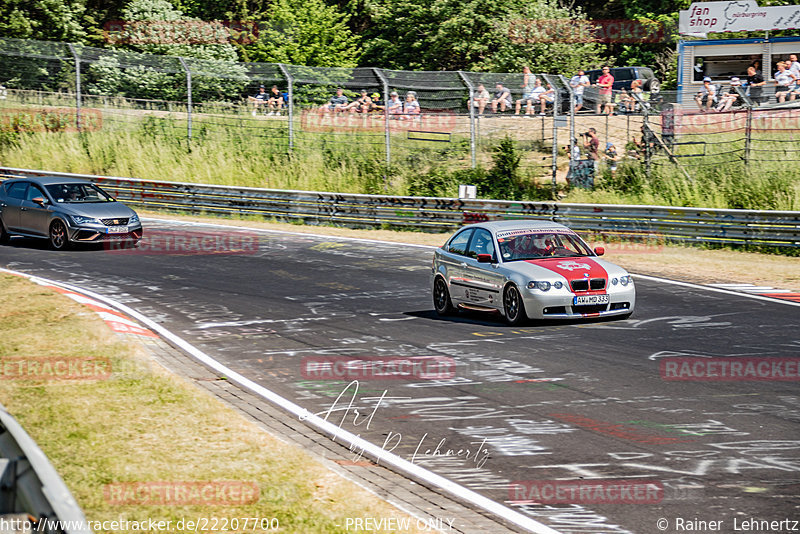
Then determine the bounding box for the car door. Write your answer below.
[461,228,504,309]
[439,228,473,306]
[18,183,52,237]
[1,181,29,232]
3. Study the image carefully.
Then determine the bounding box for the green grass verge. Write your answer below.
[0,273,425,533]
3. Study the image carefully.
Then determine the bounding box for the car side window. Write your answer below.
[466,229,495,260]
[6,182,28,200]
[26,184,46,202]
[447,229,473,256]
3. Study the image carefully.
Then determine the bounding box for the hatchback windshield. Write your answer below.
[497,231,593,261]
[46,183,116,203]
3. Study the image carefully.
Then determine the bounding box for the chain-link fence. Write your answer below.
[2,37,800,194]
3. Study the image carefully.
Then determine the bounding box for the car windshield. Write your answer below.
[45,183,115,203]
[497,230,593,261]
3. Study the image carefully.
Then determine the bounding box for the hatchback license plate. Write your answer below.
[106,226,128,234]
[574,294,609,306]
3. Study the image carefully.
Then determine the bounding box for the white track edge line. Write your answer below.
[633,274,800,308]
[0,267,560,534]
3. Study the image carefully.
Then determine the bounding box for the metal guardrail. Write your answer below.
[0,406,91,534]
[1,167,798,247]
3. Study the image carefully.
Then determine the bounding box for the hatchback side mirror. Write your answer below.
[594,246,605,256]
[31,197,48,206]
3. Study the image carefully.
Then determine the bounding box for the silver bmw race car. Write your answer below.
[431,220,635,325]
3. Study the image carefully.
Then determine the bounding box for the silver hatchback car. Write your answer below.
[0,176,142,250]
[432,220,636,325]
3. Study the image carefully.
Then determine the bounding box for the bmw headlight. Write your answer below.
[620,275,633,286]
[129,213,140,224]
[527,281,551,291]
[71,215,97,225]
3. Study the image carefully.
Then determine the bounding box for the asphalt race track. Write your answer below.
[2,218,799,534]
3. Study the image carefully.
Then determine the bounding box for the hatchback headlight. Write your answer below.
[129,213,140,224]
[527,281,551,291]
[71,215,97,225]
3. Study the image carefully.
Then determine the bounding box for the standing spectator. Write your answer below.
[521,66,533,97]
[714,77,743,112]
[583,128,599,164]
[745,66,766,104]
[569,69,590,112]
[321,88,349,112]
[604,142,619,173]
[248,85,268,116]
[751,59,763,76]
[403,91,420,119]
[694,76,717,112]
[267,85,284,115]
[472,83,491,115]
[789,54,800,78]
[387,91,403,118]
[538,83,555,115]
[491,83,512,113]
[596,66,614,114]
[774,62,797,103]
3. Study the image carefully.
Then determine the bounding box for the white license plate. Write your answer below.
[574,294,609,306]
[106,226,128,234]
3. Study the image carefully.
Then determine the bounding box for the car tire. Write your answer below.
[644,79,660,92]
[433,276,455,316]
[0,219,9,245]
[49,219,70,251]
[503,284,526,326]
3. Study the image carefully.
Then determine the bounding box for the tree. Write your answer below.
[0,0,87,42]
[360,0,605,73]
[242,0,361,68]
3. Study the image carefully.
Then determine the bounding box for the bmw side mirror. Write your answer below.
[477,253,493,263]
[31,197,48,206]
[594,246,605,256]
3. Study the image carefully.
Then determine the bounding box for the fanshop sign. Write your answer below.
[679,1,800,35]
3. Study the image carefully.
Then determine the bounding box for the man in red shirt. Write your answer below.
[596,66,614,114]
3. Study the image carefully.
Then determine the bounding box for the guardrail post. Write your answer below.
[67,44,81,132]
[373,68,391,174]
[278,64,294,152]
[178,57,192,146]
[458,71,477,169]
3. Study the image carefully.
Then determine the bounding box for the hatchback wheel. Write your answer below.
[503,284,526,326]
[49,220,69,250]
[433,276,455,316]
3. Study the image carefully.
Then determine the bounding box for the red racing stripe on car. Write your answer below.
[525,257,609,292]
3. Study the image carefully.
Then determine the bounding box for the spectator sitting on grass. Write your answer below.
[369,92,384,112]
[521,79,546,115]
[345,89,373,113]
[491,83,512,113]
[267,85,284,115]
[472,83,491,115]
[387,91,403,118]
[321,88,349,112]
[403,91,420,119]
[248,85,268,116]
[619,79,642,112]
